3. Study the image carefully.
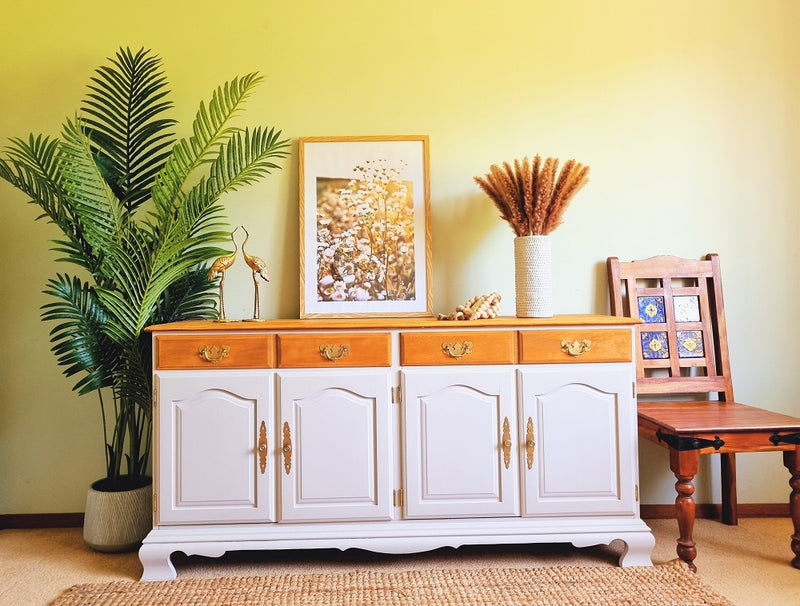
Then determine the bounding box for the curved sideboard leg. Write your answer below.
[616,533,656,567]
[139,544,177,581]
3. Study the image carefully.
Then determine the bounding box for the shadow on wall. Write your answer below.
[430,192,505,312]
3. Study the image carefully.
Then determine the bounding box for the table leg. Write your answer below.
[784,447,800,569]
[669,448,699,572]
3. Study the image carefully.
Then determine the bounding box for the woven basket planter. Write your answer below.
[514,235,553,318]
[83,479,152,553]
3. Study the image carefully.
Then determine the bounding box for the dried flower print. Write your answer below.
[316,159,416,302]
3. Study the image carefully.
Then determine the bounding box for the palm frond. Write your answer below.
[155,266,219,324]
[0,136,107,274]
[81,47,176,213]
[1,135,63,210]
[207,126,290,195]
[40,274,115,395]
[60,117,125,256]
[150,73,263,217]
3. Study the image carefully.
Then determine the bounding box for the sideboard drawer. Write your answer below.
[400,331,517,365]
[155,334,275,369]
[277,333,392,368]
[519,329,632,364]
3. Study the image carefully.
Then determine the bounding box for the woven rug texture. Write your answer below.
[50,560,732,606]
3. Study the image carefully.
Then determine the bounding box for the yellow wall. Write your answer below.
[1,0,798,513]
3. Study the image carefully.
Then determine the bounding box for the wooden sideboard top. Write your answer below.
[147,314,639,332]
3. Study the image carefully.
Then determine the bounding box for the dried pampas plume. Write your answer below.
[474,155,589,236]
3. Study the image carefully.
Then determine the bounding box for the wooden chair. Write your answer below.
[607,254,800,571]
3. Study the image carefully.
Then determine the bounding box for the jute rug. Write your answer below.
[50,560,732,605]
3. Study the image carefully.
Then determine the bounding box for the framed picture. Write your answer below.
[299,135,432,318]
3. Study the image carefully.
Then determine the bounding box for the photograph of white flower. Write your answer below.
[299,136,431,318]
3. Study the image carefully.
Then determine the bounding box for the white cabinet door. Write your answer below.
[155,371,274,525]
[519,364,636,516]
[402,368,518,519]
[278,371,392,522]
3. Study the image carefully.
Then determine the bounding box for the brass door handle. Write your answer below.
[501,417,512,469]
[258,421,268,475]
[560,339,591,357]
[442,341,473,359]
[525,417,535,470]
[319,343,349,362]
[282,422,292,474]
[197,344,230,363]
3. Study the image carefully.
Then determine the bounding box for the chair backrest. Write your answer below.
[606,254,734,401]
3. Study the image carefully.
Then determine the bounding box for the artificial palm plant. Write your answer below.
[0,47,289,491]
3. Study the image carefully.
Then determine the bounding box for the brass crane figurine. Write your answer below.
[241,226,269,320]
[208,227,241,321]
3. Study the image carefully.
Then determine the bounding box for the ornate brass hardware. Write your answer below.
[197,344,230,364]
[442,340,473,359]
[525,417,535,470]
[282,422,292,474]
[560,339,591,357]
[501,417,512,469]
[258,421,268,475]
[319,343,349,362]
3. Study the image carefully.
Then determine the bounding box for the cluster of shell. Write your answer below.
[437,292,502,321]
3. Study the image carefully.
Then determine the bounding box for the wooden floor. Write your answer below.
[1,518,799,605]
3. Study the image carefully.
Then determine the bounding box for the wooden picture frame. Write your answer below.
[299,135,432,318]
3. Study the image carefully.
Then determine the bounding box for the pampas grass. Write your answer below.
[475,155,590,236]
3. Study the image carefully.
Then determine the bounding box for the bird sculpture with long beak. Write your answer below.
[241,227,269,320]
[208,227,241,321]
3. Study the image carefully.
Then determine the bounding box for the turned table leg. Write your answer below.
[785,447,800,569]
[670,448,699,572]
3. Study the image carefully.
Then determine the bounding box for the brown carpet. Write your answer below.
[50,560,732,606]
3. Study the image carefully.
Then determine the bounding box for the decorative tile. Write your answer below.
[638,296,665,323]
[677,330,704,358]
[641,331,669,359]
[674,296,700,323]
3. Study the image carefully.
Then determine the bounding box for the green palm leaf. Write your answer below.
[60,116,124,258]
[151,73,263,217]
[207,126,290,194]
[156,266,219,323]
[81,47,176,212]
[0,136,101,273]
[40,274,115,395]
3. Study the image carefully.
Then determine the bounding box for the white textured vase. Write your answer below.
[83,480,152,553]
[514,235,553,318]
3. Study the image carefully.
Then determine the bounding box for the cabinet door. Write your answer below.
[155,371,274,524]
[278,371,392,522]
[519,364,636,516]
[402,369,518,519]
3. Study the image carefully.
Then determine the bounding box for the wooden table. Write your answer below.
[638,400,800,571]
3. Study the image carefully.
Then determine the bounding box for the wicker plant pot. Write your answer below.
[514,235,553,318]
[83,478,152,553]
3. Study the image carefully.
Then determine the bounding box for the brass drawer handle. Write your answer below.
[525,417,535,470]
[197,345,230,363]
[442,340,473,359]
[319,343,349,362]
[501,417,512,469]
[282,422,292,474]
[560,339,591,357]
[258,421,268,475]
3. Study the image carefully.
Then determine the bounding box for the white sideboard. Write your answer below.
[139,315,654,581]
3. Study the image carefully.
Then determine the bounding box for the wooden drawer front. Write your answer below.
[400,331,517,366]
[519,329,631,364]
[277,333,391,368]
[155,334,275,369]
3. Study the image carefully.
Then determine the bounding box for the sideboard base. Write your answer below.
[139,517,655,581]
